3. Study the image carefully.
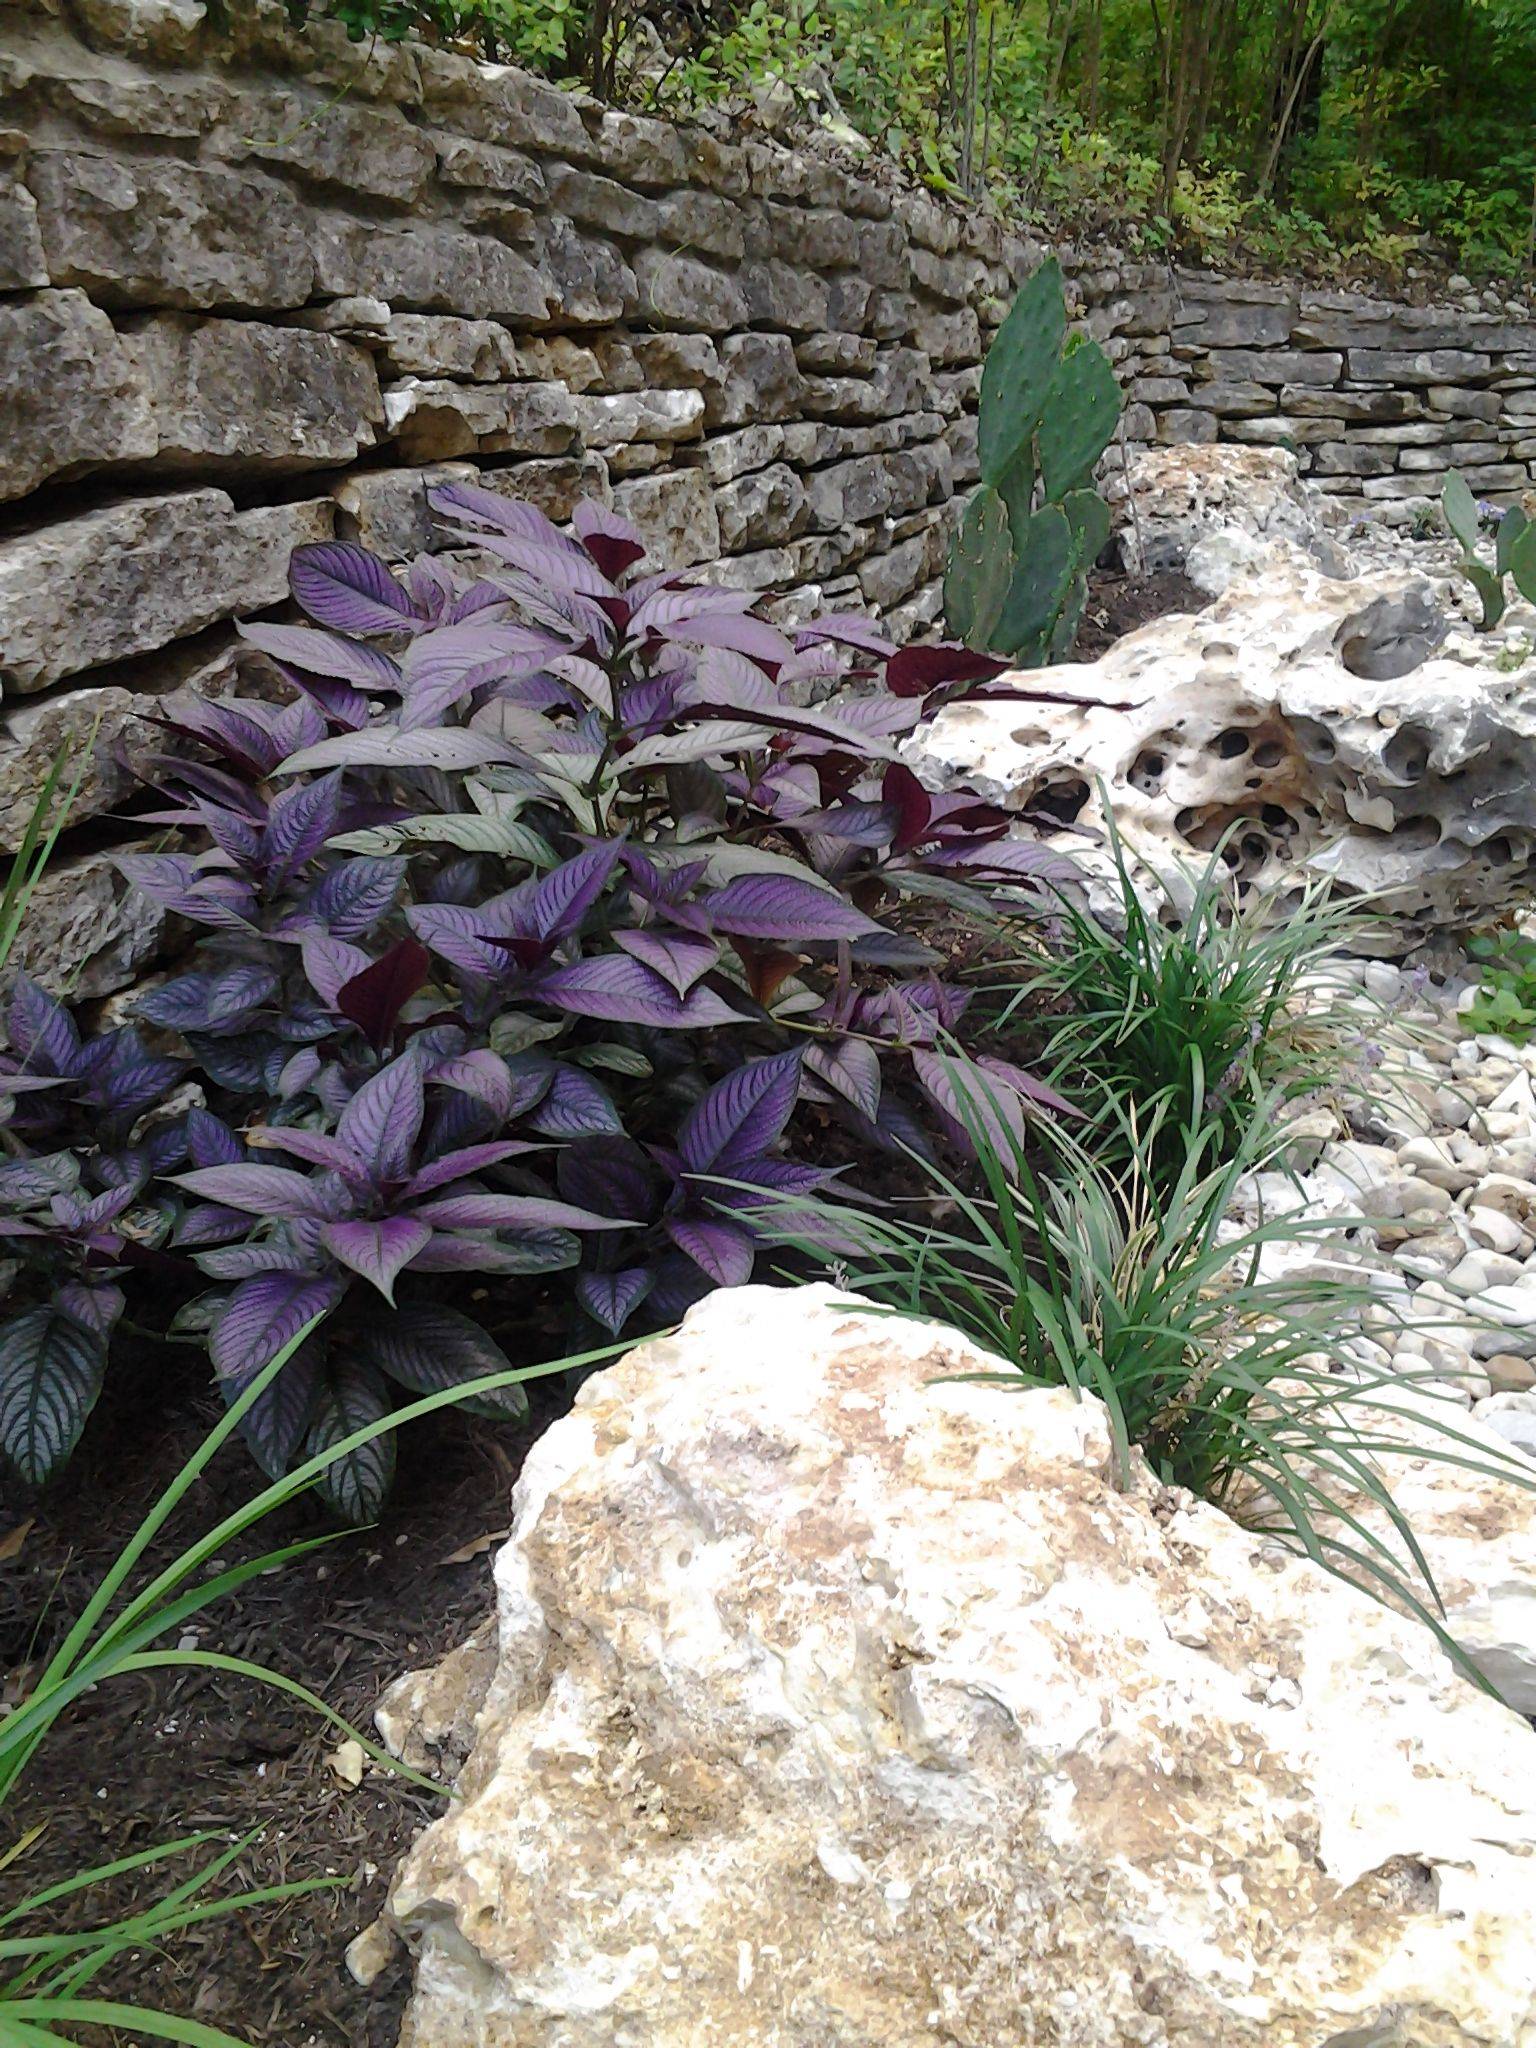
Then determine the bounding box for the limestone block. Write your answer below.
[312,218,550,322]
[801,347,929,424]
[121,315,382,469]
[739,259,833,335]
[794,332,877,375]
[0,174,45,289]
[0,490,334,692]
[1280,383,1420,421]
[1198,346,1342,385]
[1188,379,1275,417]
[336,455,609,557]
[0,289,155,501]
[715,462,810,551]
[570,390,704,448]
[417,48,587,154]
[630,333,720,390]
[1170,299,1295,347]
[0,44,224,141]
[378,314,519,381]
[387,1285,1536,2048]
[655,190,747,262]
[10,842,170,1001]
[703,332,804,429]
[514,336,606,391]
[382,379,577,462]
[543,163,659,241]
[632,247,748,332]
[611,469,720,569]
[690,425,787,486]
[907,304,980,366]
[1156,406,1220,444]
[27,149,313,308]
[533,219,636,324]
[585,105,689,187]
[432,135,547,202]
[1347,347,1500,385]
[206,89,435,205]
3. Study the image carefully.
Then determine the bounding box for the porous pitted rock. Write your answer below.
[386,1283,1536,2048]
[909,539,1536,931]
[1108,444,1351,591]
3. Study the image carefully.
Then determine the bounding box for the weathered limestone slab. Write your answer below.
[386,1284,1536,2048]
[0,288,155,499]
[0,490,334,691]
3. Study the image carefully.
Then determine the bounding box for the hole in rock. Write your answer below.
[1392,815,1444,852]
[1291,718,1336,764]
[1262,804,1297,835]
[1213,728,1250,759]
[1029,776,1090,825]
[1241,833,1268,864]
[1130,749,1166,794]
[1486,834,1515,867]
[1382,727,1431,783]
[1252,739,1285,768]
[1202,642,1238,660]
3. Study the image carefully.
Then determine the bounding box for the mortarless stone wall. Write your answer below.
[2,0,1534,996]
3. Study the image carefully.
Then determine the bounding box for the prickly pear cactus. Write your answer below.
[1444,472,1536,624]
[945,257,1121,667]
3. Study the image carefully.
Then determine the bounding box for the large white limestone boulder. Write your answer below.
[386,1283,1536,2048]
[910,536,1536,930]
[1108,443,1351,592]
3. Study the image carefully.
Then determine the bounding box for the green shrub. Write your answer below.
[1461,927,1536,1041]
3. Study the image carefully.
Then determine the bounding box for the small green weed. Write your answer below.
[1462,928,1536,1041]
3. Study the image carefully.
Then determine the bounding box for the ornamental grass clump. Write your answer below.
[0,492,1081,1512]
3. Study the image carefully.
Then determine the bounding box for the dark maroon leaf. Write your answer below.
[338,938,432,1051]
[884,644,1008,697]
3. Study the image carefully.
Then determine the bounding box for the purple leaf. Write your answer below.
[526,844,624,941]
[210,1269,345,1387]
[247,1126,371,1182]
[336,1052,425,1182]
[976,1053,1076,1119]
[320,1217,432,1302]
[664,611,794,668]
[613,929,718,996]
[238,621,405,691]
[805,1038,882,1121]
[186,1108,244,1170]
[912,1049,1028,1160]
[289,542,421,635]
[7,975,82,1078]
[522,1064,623,1139]
[534,955,740,1029]
[409,1191,633,1231]
[400,1139,539,1198]
[406,901,521,981]
[55,1280,125,1343]
[357,1304,528,1418]
[679,1050,803,1174]
[264,772,343,885]
[301,930,374,1007]
[701,875,882,943]
[556,1135,656,1220]
[427,1050,515,1118]
[301,857,406,939]
[337,938,432,1050]
[235,1332,322,1479]
[664,1216,754,1287]
[577,1268,653,1335]
[137,966,278,1037]
[174,1163,347,1219]
[405,1229,578,1274]
[427,481,585,552]
[196,1240,314,1279]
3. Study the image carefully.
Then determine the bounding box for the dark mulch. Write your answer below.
[1075,565,1206,659]
[0,1334,568,2048]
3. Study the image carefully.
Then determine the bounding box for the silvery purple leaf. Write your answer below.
[400,1139,539,1199]
[664,1216,754,1287]
[527,843,625,942]
[289,542,422,635]
[700,875,882,942]
[357,1304,527,1419]
[320,1216,432,1302]
[613,929,718,996]
[247,1126,371,1184]
[275,726,520,777]
[210,1268,344,1386]
[277,1046,323,1100]
[301,931,374,1007]
[116,854,258,932]
[195,1240,314,1280]
[576,1268,652,1336]
[239,621,405,690]
[556,1134,656,1221]
[976,1053,1075,1119]
[175,1203,253,1248]
[521,1064,622,1140]
[406,1228,579,1275]
[55,1280,125,1343]
[427,480,585,553]
[629,584,758,632]
[7,976,82,1079]
[804,1038,882,1121]
[679,1049,803,1174]
[795,614,897,657]
[336,1051,425,1182]
[912,1048,1027,1160]
[304,1356,394,1522]
[406,901,517,981]
[788,801,898,846]
[0,1152,79,1209]
[534,955,740,1030]
[137,966,278,1037]
[427,1050,515,1118]
[264,772,343,885]
[174,1163,347,1219]
[302,856,406,939]
[461,531,618,599]
[664,611,794,668]
[410,1191,633,1231]
[236,1332,322,1480]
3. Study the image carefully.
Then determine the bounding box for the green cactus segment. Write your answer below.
[1505,516,1536,607]
[943,486,1013,650]
[991,506,1073,664]
[1443,469,1481,558]
[1039,339,1121,499]
[1467,563,1507,631]
[945,257,1122,668]
[977,256,1067,488]
[1496,503,1528,578]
